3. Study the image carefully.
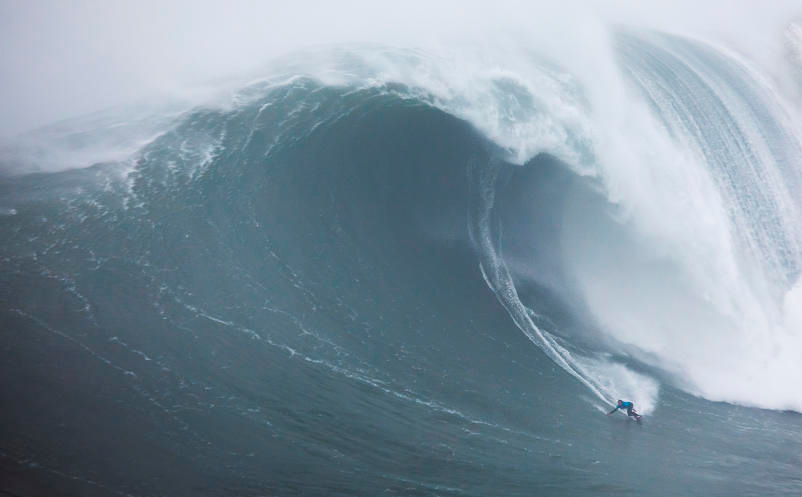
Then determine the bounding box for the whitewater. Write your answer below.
[2,2,802,496]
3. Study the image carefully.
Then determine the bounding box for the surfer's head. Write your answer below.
[617,400,623,406]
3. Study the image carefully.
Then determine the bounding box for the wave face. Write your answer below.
[2,29,802,496]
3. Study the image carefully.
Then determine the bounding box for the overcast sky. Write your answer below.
[1,0,799,140]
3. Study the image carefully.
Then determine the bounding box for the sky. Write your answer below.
[1,0,800,140]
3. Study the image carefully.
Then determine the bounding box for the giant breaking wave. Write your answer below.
[2,25,802,497]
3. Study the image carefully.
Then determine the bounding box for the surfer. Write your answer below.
[607,400,641,420]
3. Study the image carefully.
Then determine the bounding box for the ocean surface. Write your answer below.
[2,28,802,496]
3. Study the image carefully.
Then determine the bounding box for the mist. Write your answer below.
[1,0,800,141]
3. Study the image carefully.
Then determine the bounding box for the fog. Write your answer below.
[1,0,800,140]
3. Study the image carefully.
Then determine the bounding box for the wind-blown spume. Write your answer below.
[784,20,802,97]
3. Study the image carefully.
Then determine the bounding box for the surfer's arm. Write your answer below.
[607,407,619,415]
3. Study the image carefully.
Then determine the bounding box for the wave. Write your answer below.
[3,28,802,415]
[4,23,802,494]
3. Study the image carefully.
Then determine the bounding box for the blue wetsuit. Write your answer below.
[609,401,639,417]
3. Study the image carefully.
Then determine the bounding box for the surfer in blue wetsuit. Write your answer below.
[607,400,640,419]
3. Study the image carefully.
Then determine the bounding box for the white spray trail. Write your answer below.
[467,157,659,414]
